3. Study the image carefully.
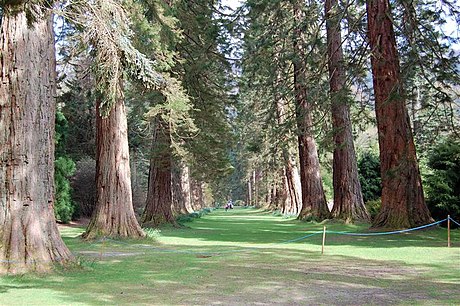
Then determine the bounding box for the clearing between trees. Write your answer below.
[1,207,459,305]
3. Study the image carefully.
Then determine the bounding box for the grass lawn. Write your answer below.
[1,207,459,305]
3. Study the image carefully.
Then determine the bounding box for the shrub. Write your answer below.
[365,199,381,220]
[55,157,76,223]
[358,151,381,203]
[424,136,460,222]
[176,208,213,224]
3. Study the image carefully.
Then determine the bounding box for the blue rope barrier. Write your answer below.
[327,218,448,236]
[79,217,451,257]
[3,217,454,264]
[279,231,324,244]
[449,216,460,227]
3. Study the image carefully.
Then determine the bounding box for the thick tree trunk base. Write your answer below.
[84,98,144,240]
[0,9,74,274]
[142,118,176,228]
[83,218,145,240]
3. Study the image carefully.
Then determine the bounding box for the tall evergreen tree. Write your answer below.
[63,0,165,238]
[366,0,433,228]
[292,0,330,221]
[325,0,369,222]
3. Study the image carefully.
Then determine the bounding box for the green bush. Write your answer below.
[358,151,381,203]
[55,156,76,223]
[424,136,460,222]
[176,208,214,224]
[365,199,381,220]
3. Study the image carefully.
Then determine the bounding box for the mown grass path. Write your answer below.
[1,207,459,305]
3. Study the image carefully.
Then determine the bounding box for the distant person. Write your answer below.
[225,199,233,211]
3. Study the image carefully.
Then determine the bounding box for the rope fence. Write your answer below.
[83,215,460,257]
[1,216,459,264]
[327,218,447,236]
[450,217,460,227]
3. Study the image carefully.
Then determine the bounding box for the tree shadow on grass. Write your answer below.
[0,284,36,294]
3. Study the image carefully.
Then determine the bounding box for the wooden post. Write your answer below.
[99,237,106,261]
[322,226,326,255]
[448,215,451,248]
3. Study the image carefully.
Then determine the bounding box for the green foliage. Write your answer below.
[393,0,460,151]
[358,151,381,203]
[175,208,214,224]
[54,111,77,223]
[424,136,460,221]
[58,77,96,160]
[365,199,382,220]
[60,0,166,116]
[54,156,76,223]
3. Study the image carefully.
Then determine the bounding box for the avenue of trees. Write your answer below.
[0,0,459,274]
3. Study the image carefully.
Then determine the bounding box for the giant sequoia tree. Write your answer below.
[142,117,176,226]
[239,0,328,217]
[366,0,433,228]
[325,0,369,222]
[292,0,330,221]
[0,2,74,273]
[83,94,145,239]
[70,0,165,238]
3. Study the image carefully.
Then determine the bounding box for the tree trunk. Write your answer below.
[283,157,302,215]
[274,76,302,216]
[142,118,176,227]
[366,0,433,228]
[268,182,280,211]
[83,96,144,239]
[253,170,258,206]
[172,161,193,215]
[292,2,330,221]
[190,179,204,211]
[325,0,370,223]
[0,9,74,274]
[247,180,252,206]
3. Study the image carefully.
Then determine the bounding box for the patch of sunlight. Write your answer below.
[432,278,460,284]
[276,223,298,227]
[209,215,291,221]
[194,227,230,231]
[158,237,236,246]
[0,288,87,306]
[153,280,181,285]
[312,280,381,289]
[59,227,85,238]
[93,294,115,303]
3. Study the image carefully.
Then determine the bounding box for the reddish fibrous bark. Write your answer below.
[292,2,330,221]
[326,0,370,223]
[0,9,74,274]
[172,161,194,216]
[142,118,176,227]
[275,106,302,216]
[191,179,204,211]
[366,0,433,228]
[83,97,144,239]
